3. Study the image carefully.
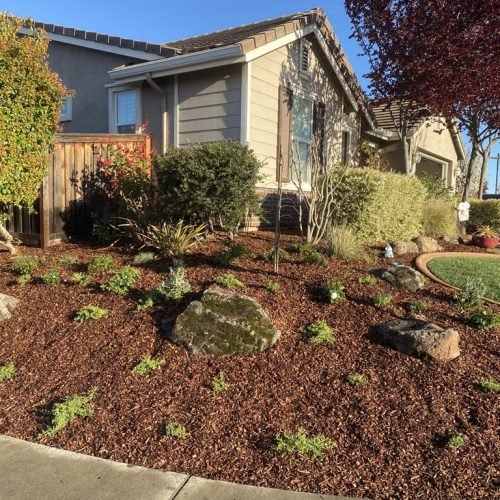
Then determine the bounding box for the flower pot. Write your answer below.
[472,236,498,249]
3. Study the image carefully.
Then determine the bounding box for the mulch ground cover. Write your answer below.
[0,232,498,499]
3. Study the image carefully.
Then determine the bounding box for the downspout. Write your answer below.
[145,73,167,154]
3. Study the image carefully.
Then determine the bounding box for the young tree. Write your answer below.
[345,0,499,200]
[0,14,67,252]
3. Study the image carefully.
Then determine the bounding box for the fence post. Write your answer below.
[39,174,50,249]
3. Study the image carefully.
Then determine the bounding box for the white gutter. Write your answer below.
[145,73,168,154]
[364,128,399,141]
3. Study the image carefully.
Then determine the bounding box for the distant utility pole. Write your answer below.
[490,154,500,194]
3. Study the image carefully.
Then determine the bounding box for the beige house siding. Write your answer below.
[177,65,242,147]
[248,38,360,191]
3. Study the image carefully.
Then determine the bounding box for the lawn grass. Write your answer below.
[427,257,500,301]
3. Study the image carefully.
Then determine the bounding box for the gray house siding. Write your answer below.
[48,41,142,133]
[177,65,242,147]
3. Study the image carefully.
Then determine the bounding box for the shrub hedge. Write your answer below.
[329,169,427,243]
[467,199,500,232]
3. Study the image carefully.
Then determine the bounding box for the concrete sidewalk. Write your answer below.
[0,435,346,500]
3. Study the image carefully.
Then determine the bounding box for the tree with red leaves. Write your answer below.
[345,0,499,200]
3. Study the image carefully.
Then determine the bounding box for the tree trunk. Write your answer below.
[478,153,488,199]
[402,138,411,175]
[462,142,478,202]
[0,221,17,254]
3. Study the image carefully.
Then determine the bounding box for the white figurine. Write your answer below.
[384,243,394,259]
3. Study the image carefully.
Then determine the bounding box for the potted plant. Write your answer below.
[472,226,499,249]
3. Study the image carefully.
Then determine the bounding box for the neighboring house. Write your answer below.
[365,103,466,189]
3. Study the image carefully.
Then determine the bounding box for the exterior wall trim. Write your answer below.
[240,62,252,145]
[173,75,179,147]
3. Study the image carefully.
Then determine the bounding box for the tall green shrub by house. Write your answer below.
[467,199,500,232]
[0,15,67,253]
[155,141,262,235]
[328,168,427,243]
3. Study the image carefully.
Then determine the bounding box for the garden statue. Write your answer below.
[384,243,394,259]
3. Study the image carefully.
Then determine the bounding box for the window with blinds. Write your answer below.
[116,90,138,134]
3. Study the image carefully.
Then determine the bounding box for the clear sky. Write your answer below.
[1,0,498,193]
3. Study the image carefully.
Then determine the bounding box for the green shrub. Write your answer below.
[0,361,15,382]
[408,300,429,314]
[358,275,376,285]
[133,251,156,265]
[59,255,78,265]
[323,281,346,304]
[468,307,500,331]
[467,199,500,232]
[216,274,244,289]
[165,422,187,439]
[157,265,191,300]
[274,428,335,459]
[290,240,316,255]
[478,377,500,392]
[264,248,291,262]
[136,296,156,311]
[214,241,246,266]
[303,250,329,267]
[88,255,114,273]
[326,225,364,260]
[212,372,230,393]
[346,373,368,387]
[422,198,457,237]
[266,279,280,293]
[17,274,31,285]
[74,305,108,324]
[155,141,262,234]
[38,387,98,439]
[447,433,467,448]
[372,293,391,308]
[455,277,486,312]
[132,356,165,376]
[305,320,336,345]
[71,273,92,287]
[417,172,453,200]
[101,266,140,296]
[328,168,427,243]
[11,255,39,275]
[41,269,61,285]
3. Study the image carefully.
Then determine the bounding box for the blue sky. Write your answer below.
[1,0,498,192]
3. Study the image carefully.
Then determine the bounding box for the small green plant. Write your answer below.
[133,251,156,265]
[478,377,500,392]
[216,274,244,289]
[101,266,140,296]
[41,269,61,285]
[0,361,15,382]
[74,305,108,324]
[264,248,291,262]
[326,225,363,260]
[468,307,500,331]
[87,254,114,273]
[408,300,429,314]
[323,281,346,304]
[358,275,376,285]
[156,265,191,300]
[38,387,98,439]
[59,255,78,265]
[303,250,329,267]
[346,373,368,387]
[266,279,280,293]
[132,356,165,376]
[372,293,392,308]
[214,241,246,266]
[305,320,336,345]
[455,277,486,312]
[17,274,31,285]
[137,296,155,311]
[71,272,92,287]
[11,255,39,275]
[165,422,187,439]
[212,372,230,393]
[290,240,316,255]
[274,428,335,459]
[447,433,468,448]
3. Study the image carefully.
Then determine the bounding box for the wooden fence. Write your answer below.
[6,133,151,248]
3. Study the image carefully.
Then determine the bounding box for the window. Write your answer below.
[115,90,138,133]
[299,39,311,76]
[60,97,72,122]
[291,95,314,183]
[341,130,350,165]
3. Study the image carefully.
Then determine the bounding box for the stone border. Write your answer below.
[415,252,500,306]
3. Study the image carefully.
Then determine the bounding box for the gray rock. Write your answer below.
[376,319,460,362]
[0,294,19,321]
[392,240,419,255]
[169,286,280,356]
[443,234,460,244]
[413,236,443,253]
[380,265,425,292]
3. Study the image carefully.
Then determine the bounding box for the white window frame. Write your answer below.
[299,39,312,79]
[108,86,142,134]
[291,93,314,184]
[60,96,73,122]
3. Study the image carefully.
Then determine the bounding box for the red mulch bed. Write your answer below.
[0,232,498,499]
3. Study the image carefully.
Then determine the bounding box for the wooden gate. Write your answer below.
[6,133,151,248]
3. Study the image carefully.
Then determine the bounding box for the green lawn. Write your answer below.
[427,256,500,301]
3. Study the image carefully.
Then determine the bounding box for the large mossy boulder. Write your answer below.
[169,286,280,356]
[0,293,19,321]
[379,264,425,292]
